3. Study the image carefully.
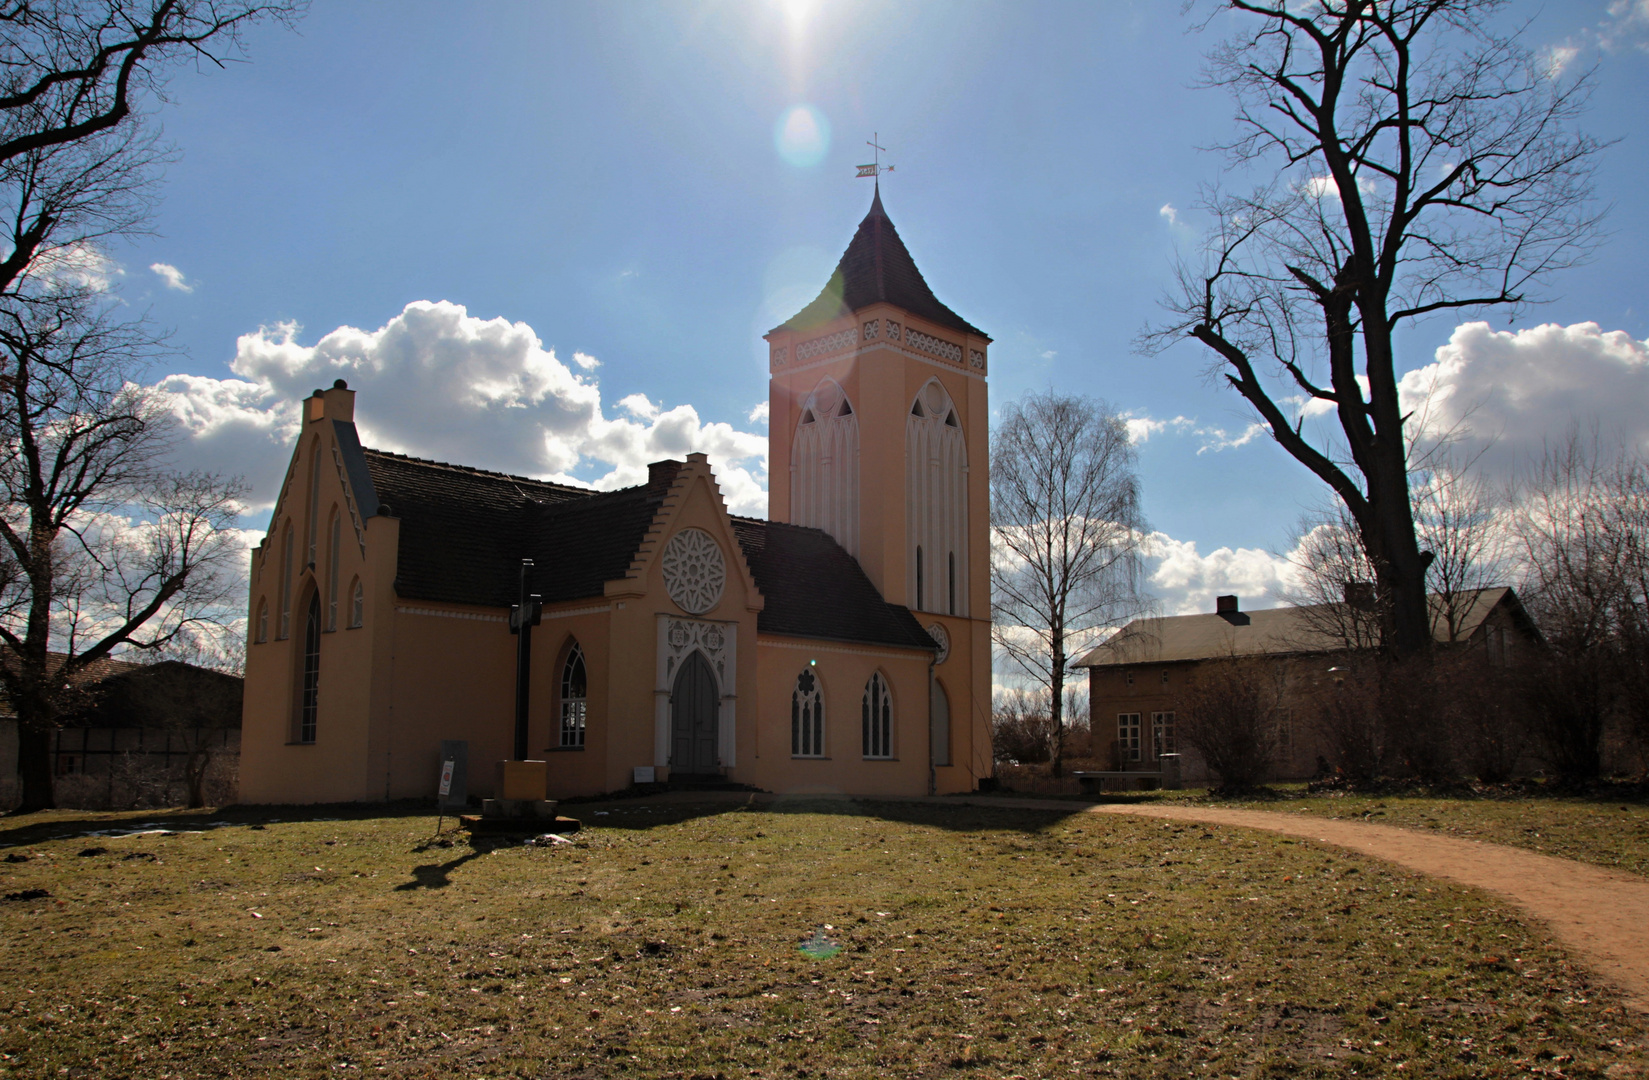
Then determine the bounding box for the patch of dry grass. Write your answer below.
[1,799,1645,1078]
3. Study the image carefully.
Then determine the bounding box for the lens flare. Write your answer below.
[774,105,831,168]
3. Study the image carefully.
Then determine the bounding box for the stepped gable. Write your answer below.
[730,517,935,651]
[523,485,671,604]
[776,187,988,339]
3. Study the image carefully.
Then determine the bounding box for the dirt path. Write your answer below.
[954,796,1649,1013]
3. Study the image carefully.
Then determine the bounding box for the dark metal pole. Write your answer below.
[511,558,536,761]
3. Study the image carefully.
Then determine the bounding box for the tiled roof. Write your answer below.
[776,187,987,339]
[1072,587,1532,668]
[364,451,934,652]
[363,449,639,608]
[731,517,936,651]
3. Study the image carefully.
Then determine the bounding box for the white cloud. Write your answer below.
[34,242,121,291]
[150,262,193,292]
[152,300,769,518]
[1542,42,1582,77]
[1399,321,1649,480]
[573,351,600,371]
[618,393,660,420]
[1144,532,1301,616]
[748,400,770,425]
[1121,410,1267,453]
[1602,0,1649,51]
[1158,203,1179,227]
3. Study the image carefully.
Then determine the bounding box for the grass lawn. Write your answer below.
[1,799,1646,1079]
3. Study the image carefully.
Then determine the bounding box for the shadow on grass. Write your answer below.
[565,794,1100,836]
[0,799,441,848]
[395,844,496,891]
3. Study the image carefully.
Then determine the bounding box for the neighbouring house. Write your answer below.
[1072,587,1540,783]
[238,187,994,804]
[1,657,242,810]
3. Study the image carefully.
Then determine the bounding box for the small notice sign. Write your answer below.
[438,759,455,798]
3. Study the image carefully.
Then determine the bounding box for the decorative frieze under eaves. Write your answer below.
[772,317,986,376]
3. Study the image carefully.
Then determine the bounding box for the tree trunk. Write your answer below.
[184,744,211,809]
[1050,634,1066,778]
[16,721,55,812]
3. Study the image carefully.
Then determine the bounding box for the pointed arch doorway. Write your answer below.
[670,651,719,777]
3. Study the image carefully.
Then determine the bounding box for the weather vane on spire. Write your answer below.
[856,133,894,180]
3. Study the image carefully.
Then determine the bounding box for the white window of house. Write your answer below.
[906,378,968,615]
[349,577,364,628]
[792,669,824,757]
[255,599,269,644]
[792,377,860,556]
[1151,711,1176,757]
[862,672,893,759]
[1118,712,1142,762]
[296,593,321,743]
[560,643,588,748]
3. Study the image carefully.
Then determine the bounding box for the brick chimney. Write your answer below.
[647,459,684,490]
[1215,594,1250,626]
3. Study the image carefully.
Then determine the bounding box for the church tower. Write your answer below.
[765,187,991,774]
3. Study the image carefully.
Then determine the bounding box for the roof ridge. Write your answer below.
[361,446,593,495]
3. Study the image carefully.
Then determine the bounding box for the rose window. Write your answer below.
[662,528,726,615]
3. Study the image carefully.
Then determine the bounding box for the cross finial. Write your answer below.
[855,133,894,181]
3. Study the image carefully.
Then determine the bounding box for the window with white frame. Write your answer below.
[1118,712,1142,762]
[792,669,823,757]
[1151,711,1176,757]
[862,672,892,759]
[560,643,588,748]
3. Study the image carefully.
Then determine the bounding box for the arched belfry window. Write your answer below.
[862,672,892,759]
[906,378,968,615]
[560,642,588,748]
[791,377,859,556]
[792,669,823,757]
[295,592,321,743]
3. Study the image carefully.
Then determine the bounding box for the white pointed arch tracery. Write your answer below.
[906,377,968,615]
[791,376,859,556]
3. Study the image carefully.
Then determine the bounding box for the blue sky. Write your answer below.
[115,0,1649,614]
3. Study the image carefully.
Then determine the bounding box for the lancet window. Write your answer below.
[296,593,321,743]
[349,578,364,628]
[862,672,892,759]
[279,522,294,639]
[791,377,859,556]
[792,669,823,757]
[327,509,341,631]
[560,642,588,748]
[906,378,967,615]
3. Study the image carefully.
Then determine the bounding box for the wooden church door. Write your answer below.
[670,651,719,774]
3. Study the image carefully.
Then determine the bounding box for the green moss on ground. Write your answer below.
[1,800,1644,1078]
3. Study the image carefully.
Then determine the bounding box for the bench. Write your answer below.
[1073,755,1182,793]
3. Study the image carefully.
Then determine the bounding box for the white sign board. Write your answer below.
[438,758,455,798]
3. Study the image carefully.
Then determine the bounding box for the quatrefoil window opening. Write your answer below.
[661,527,727,615]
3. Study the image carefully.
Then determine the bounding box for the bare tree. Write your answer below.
[1515,432,1648,779]
[0,1,300,812]
[991,391,1148,777]
[1148,0,1604,659]
[1181,656,1285,793]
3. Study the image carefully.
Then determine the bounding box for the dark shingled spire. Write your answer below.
[775,186,988,339]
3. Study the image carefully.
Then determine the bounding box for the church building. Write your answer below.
[239,190,994,802]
